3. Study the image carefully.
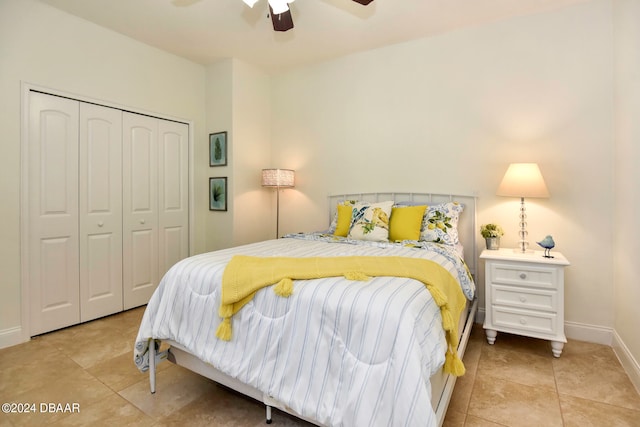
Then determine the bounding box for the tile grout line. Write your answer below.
[550,354,566,426]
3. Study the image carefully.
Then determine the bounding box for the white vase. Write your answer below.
[485,237,500,250]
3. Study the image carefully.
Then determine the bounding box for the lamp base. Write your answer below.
[515,239,532,254]
[512,248,534,254]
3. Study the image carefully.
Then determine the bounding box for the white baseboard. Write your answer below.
[612,330,640,395]
[0,326,27,350]
[564,320,614,346]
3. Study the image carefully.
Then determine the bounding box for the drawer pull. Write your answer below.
[98,221,104,227]
[519,296,527,303]
[519,317,527,325]
[519,272,527,280]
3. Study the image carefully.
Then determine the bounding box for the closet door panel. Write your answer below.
[79,103,123,322]
[123,112,159,309]
[132,229,154,284]
[28,92,80,335]
[158,120,189,278]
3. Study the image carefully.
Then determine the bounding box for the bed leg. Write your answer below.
[266,405,272,424]
[149,339,156,394]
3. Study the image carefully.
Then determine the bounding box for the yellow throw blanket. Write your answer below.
[217,255,467,376]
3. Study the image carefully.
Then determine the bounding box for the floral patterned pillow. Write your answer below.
[348,201,394,242]
[419,202,464,246]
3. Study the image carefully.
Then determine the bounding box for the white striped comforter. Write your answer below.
[134,235,475,427]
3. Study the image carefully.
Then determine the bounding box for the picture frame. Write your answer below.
[209,131,227,166]
[209,177,227,211]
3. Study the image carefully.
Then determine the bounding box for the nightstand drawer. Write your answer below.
[492,306,557,335]
[492,285,557,312]
[490,263,558,289]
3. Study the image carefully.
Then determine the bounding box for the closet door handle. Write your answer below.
[140,219,146,225]
[97,221,104,227]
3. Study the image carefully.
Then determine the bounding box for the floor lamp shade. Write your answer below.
[497,163,549,253]
[261,169,295,188]
[262,168,295,238]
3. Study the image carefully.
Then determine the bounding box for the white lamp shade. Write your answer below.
[496,163,550,198]
[242,0,259,7]
[262,168,295,188]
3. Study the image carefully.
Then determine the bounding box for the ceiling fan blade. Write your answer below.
[269,5,294,31]
[352,0,374,4]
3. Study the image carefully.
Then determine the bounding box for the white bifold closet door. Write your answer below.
[28,92,189,335]
[28,93,81,335]
[122,113,159,310]
[79,103,124,321]
[157,119,189,284]
[122,113,189,309]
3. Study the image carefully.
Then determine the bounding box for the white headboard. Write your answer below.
[327,192,478,280]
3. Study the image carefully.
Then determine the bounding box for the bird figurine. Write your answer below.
[537,235,555,258]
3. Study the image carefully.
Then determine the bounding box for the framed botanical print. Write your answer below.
[209,131,227,166]
[209,177,227,211]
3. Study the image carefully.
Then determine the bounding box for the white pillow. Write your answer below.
[348,201,394,242]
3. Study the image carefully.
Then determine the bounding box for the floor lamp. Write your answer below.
[496,163,549,253]
[262,168,295,238]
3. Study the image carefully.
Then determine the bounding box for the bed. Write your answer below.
[134,192,478,426]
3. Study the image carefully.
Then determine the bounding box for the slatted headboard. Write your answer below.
[327,192,478,280]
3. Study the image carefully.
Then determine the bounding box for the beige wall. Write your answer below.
[229,59,274,245]
[0,0,207,346]
[1,0,637,385]
[272,0,615,333]
[613,0,640,388]
[204,58,273,249]
[0,1,274,346]
[205,60,235,251]
[271,0,640,382]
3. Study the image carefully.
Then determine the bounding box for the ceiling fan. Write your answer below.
[242,0,374,32]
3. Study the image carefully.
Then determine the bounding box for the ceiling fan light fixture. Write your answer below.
[269,4,294,31]
[267,0,294,15]
[241,0,371,33]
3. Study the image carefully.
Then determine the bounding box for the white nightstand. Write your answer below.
[481,248,570,357]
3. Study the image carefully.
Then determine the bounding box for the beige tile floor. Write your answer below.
[1,307,639,426]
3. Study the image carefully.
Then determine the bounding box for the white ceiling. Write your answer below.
[39,0,587,73]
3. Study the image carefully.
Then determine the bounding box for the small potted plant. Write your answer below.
[481,223,504,250]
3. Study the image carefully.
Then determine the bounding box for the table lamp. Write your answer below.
[496,163,549,253]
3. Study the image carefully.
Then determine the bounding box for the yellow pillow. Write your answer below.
[389,205,427,242]
[334,204,354,237]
